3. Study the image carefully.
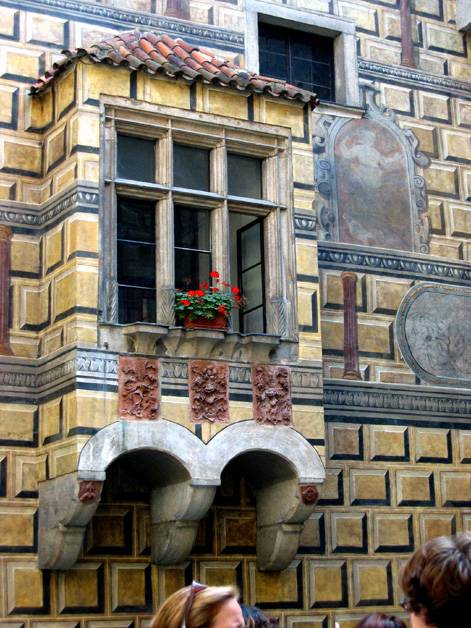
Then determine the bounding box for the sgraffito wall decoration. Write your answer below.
[397,282,471,388]
[314,85,431,253]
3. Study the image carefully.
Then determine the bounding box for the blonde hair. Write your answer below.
[150,585,238,628]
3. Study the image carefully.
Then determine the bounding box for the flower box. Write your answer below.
[183,312,228,331]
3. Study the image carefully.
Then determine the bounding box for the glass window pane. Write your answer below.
[227,154,262,199]
[117,197,155,243]
[174,206,210,250]
[242,266,263,309]
[240,221,262,270]
[117,135,155,182]
[173,144,210,191]
[243,307,264,334]
[259,23,289,55]
[117,241,155,288]
[175,250,211,291]
[259,51,289,81]
[119,286,156,324]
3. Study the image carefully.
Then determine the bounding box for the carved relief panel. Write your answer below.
[314,85,430,253]
[189,360,229,423]
[118,356,160,420]
[252,364,292,425]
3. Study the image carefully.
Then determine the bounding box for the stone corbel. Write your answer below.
[150,481,216,565]
[255,478,320,571]
[38,472,103,570]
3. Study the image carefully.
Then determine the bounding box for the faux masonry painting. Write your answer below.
[0,0,471,627]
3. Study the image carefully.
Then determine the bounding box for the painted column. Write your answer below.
[400,0,416,68]
[341,271,361,380]
[0,224,13,356]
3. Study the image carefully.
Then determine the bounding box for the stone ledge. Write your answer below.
[101,322,287,363]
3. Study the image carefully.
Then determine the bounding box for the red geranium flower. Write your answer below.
[232,286,240,294]
[210,287,219,292]
[217,305,227,314]
[181,299,191,306]
[209,271,220,278]
[195,289,205,297]
[188,290,196,297]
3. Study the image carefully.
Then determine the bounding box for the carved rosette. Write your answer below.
[189,360,229,423]
[118,356,160,420]
[78,480,103,504]
[252,365,292,425]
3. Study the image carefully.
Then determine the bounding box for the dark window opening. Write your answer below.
[117,134,156,182]
[173,144,210,192]
[117,197,156,323]
[227,154,262,199]
[174,206,211,290]
[230,212,266,334]
[258,22,335,102]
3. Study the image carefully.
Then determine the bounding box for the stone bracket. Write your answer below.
[38,472,102,570]
[150,482,216,565]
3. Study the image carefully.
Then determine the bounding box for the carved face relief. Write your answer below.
[252,365,292,425]
[189,360,229,423]
[78,480,103,504]
[118,356,160,420]
[300,485,319,505]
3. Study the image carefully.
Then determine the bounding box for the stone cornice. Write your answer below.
[358,59,471,99]
[2,0,244,50]
[0,184,99,231]
[318,241,471,286]
[324,379,471,423]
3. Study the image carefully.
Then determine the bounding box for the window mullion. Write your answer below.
[101,112,119,323]
[156,193,175,326]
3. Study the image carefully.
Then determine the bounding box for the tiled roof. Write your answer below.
[30,29,319,108]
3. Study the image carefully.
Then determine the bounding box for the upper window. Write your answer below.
[258,22,335,102]
[102,106,296,338]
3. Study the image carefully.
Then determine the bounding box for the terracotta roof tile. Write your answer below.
[30,29,319,108]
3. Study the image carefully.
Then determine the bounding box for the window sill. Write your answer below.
[100,322,291,362]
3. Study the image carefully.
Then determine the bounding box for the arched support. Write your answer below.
[207,422,325,571]
[38,419,325,571]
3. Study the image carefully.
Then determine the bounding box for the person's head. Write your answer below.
[400,533,471,628]
[356,614,406,628]
[150,582,244,628]
[240,605,278,627]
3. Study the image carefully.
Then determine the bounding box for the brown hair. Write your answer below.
[356,614,406,628]
[149,585,238,628]
[400,533,471,627]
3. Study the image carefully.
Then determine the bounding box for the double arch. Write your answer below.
[39,419,325,571]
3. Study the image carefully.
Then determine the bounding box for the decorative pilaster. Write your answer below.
[0,225,13,356]
[400,0,416,68]
[118,356,160,420]
[341,272,361,380]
